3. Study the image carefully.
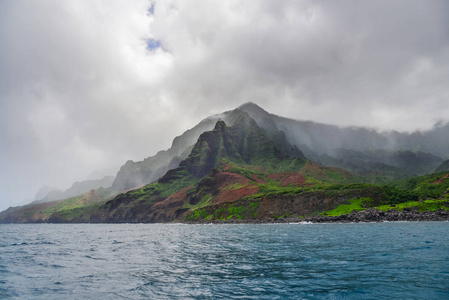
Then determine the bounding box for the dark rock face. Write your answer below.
[301,208,449,223]
[257,189,383,219]
[163,111,302,181]
[110,105,305,193]
[110,117,219,192]
[180,120,243,178]
[187,208,449,224]
[104,113,305,223]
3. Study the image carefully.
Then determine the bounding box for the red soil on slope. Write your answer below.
[267,172,307,187]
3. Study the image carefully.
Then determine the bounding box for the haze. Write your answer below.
[1,0,449,211]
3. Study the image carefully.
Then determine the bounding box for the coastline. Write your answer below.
[1,208,448,225]
[185,208,449,224]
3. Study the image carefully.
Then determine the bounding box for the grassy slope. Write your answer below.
[185,165,449,221]
[321,171,449,217]
[3,166,448,223]
[184,159,366,221]
[0,188,113,223]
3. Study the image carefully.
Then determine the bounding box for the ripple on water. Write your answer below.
[0,222,448,299]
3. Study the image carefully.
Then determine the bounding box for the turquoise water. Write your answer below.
[1,222,448,299]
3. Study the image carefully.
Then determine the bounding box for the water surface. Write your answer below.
[1,222,448,299]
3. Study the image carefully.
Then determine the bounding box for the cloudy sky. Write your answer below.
[1,0,449,211]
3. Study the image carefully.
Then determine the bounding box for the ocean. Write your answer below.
[1,222,448,299]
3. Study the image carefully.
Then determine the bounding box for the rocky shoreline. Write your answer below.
[185,208,449,224]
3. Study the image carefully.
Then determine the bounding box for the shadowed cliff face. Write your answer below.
[159,110,303,182]
[179,112,301,179]
[110,105,305,193]
[180,120,243,178]
[98,113,309,223]
[110,115,223,192]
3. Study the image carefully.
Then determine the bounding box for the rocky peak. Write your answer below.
[214,120,227,130]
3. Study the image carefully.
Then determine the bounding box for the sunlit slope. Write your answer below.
[0,188,112,223]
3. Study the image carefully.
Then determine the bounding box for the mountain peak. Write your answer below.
[214,120,227,130]
[238,102,266,112]
[238,101,259,108]
[237,102,271,120]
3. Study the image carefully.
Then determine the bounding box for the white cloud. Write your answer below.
[1,0,449,210]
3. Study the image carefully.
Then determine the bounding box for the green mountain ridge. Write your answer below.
[96,110,309,223]
[238,102,449,179]
[0,112,357,223]
[2,104,449,223]
[92,102,449,200]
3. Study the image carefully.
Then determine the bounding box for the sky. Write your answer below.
[1,0,449,211]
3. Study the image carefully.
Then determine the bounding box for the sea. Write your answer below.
[1,222,448,299]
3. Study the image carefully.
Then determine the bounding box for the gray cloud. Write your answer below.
[1,0,449,210]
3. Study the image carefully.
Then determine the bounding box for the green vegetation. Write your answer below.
[376,199,449,212]
[249,157,307,173]
[247,184,303,200]
[382,185,418,204]
[322,197,374,217]
[185,208,210,221]
[121,143,449,222]
[318,172,449,217]
[185,201,261,221]
[19,188,113,222]
[382,171,449,204]
[35,195,84,219]
[224,162,264,179]
[48,202,105,221]
[223,183,247,191]
[182,193,212,210]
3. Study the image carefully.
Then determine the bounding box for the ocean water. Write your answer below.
[0,222,448,299]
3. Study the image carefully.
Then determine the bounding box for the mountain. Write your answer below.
[49,112,448,224]
[0,188,112,223]
[237,102,448,179]
[318,148,444,181]
[34,176,115,204]
[238,102,449,157]
[34,185,61,201]
[2,103,449,223]
[110,104,303,193]
[111,102,449,196]
[1,111,361,223]
[178,111,303,179]
[97,110,309,222]
[110,112,234,192]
